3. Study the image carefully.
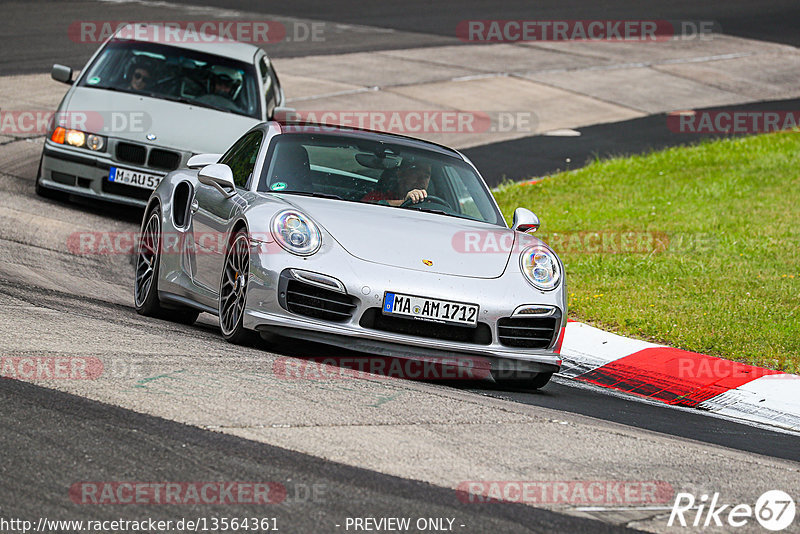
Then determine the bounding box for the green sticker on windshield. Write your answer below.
[270,182,287,191]
[87,76,101,85]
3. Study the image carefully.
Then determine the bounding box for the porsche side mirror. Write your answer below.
[272,106,297,122]
[198,163,236,198]
[512,207,540,233]
[51,64,73,84]
[187,153,222,169]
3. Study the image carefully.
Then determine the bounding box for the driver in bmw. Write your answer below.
[362,160,431,205]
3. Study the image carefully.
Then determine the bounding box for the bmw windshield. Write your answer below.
[258,132,504,226]
[78,40,261,119]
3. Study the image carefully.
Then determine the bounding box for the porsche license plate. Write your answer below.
[383,292,478,327]
[108,166,162,190]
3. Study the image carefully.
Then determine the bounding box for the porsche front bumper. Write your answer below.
[242,245,565,372]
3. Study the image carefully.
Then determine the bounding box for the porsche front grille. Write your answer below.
[496,316,558,349]
[283,279,357,322]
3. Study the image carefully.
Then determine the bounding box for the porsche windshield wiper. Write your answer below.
[398,205,468,220]
[273,191,346,201]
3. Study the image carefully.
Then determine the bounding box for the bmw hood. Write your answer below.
[63,86,259,153]
[276,195,515,279]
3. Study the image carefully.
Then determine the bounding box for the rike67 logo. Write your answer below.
[669,490,796,531]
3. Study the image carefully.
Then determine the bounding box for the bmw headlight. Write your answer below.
[50,127,106,152]
[271,210,321,256]
[520,245,561,291]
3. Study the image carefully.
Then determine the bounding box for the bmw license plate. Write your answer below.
[383,292,479,327]
[108,166,162,190]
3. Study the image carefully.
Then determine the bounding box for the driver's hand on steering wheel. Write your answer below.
[404,189,427,204]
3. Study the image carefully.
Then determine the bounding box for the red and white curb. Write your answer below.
[559,321,800,432]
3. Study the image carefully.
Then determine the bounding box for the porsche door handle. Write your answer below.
[190,199,199,213]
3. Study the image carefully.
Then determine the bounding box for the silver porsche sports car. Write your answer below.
[134,122,566,387]
[37,23,286,206]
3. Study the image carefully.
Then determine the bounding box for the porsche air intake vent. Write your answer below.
[281,278,357,322]
[496,316,558,349]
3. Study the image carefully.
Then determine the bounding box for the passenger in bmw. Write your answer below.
[126,57,154,92]
[362,159,432,206]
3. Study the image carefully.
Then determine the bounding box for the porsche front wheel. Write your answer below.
[219,229,254,344]
[134,208,198,325]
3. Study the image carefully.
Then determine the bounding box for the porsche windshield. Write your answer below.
[78,40,261,119]
[258,133,504,226]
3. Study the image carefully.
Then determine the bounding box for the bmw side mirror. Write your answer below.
[272,106,297,122]
[198,163,236,198]
[512,207,540,233]
[51,64,73,84]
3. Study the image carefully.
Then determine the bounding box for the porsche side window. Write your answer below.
[443,165,496,222]
[219,131,263,188]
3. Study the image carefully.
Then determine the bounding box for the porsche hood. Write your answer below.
[277,195,515,279]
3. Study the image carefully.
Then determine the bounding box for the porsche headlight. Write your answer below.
[520,245,561,291]
[271,210,321,256]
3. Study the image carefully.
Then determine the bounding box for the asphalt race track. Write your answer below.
[0,2,798,533]
[465,97,800,184]
[1,378,626,533]
[122,0,800,48]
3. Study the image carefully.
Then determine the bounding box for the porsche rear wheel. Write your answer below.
[219,229,253,344]
[134,209,163,316]
[134,208,199,325]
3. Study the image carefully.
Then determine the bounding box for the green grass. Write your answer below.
[493,132,800,372]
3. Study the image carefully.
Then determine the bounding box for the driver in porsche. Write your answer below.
[362,159,431,205]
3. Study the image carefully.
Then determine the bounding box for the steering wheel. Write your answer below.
[400,195,450,209]
[152,74,178,88]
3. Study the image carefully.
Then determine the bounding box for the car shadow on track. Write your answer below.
[61,194,145,224]
[204,326,557,394]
